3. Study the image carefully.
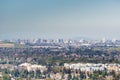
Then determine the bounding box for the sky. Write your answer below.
[0,0,120,40]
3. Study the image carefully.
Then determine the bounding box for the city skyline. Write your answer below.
[0,0,120,39]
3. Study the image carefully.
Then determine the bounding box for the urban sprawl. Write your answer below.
[0,38,120,80]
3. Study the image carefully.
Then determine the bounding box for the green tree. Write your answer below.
[17,77,22,80]
[101,71,107,78]
[68,74,72,79]
[2,73,11,80]
[35,69,41,78]
[20,69,28,78]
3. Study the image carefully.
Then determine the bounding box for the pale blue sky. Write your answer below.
[0,0,120,39]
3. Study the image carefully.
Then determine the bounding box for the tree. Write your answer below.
[20,69,28,78]
[35,69,41,78]
[68,74,72,79]
[17,77,22,80]
[2,73,11,80]
[14,69,20,77]
[101,71,107,78]
[29,71,34,78]
[92,71,99,80]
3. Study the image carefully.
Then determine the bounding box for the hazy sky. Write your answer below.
[0,0,120,40]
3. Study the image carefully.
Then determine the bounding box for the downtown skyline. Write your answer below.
[0,0,120,40]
